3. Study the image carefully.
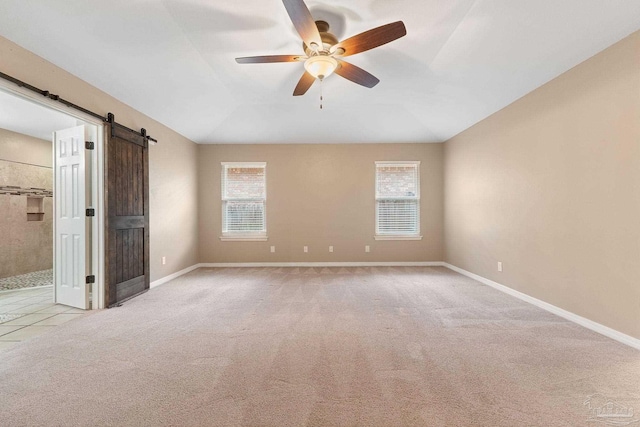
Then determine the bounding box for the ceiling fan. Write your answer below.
[235,0,407,96]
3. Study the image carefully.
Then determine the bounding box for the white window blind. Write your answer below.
[375,162,420,237]
[221,163,266,237]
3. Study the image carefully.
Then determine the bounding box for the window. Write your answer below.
[375,161,422,240]
[221,162,267,241]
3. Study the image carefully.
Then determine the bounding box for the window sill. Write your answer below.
[374,235,423,241]
[220,236,268,242]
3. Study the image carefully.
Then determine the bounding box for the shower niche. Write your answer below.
[26,196,45,222]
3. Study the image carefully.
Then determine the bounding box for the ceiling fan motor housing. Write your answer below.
[303,21,339,55]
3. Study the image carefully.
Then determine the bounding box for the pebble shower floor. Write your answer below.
[0,269,53,292]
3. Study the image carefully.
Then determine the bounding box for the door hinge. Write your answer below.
[86,275,95,284]
[85,141,95,150]
[86,208,95,217]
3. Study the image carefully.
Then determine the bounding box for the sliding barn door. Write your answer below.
[105,124,149,307]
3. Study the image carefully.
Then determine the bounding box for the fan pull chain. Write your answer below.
[320,79,323,110]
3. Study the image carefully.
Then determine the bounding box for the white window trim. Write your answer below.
[374,161,422,240]
[220,162,268,241]
[374,235,423,241]
[219,236,268,242]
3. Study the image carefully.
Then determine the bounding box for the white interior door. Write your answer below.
[54,125,90,309]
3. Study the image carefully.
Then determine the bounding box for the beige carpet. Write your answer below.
[0,266,638,426]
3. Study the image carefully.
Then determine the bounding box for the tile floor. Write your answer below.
[0,286,85,351]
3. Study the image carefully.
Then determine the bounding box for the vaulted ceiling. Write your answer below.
[1,0,639,144]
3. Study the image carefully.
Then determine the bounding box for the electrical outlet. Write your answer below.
[365,245,370,253]
[162,256,166,265]
[270,246,275,253]
[329,246,333,253]
[498,262,503,272]
[303,246,308,253]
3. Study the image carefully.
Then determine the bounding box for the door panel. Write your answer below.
[54,125,90,309]
[105,124,149,307]
[114,228,144,282]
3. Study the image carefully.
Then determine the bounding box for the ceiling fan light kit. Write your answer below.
[304,55,337,80]
[235,0,407,96]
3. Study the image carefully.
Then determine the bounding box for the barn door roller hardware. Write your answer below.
[0,71,158,144]
[106,113,154,146]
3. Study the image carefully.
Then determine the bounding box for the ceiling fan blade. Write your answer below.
[333,21,406,57]
[293,71,316,96]
[282,0,323,48]
[335,60,380,88]
[236,55,303,64]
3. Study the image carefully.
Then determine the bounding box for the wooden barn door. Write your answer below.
[105,120,149,307]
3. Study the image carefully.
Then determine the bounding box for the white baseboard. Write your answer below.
[442,263,640,351]
[199,261,444,268]
[150,264,200,289]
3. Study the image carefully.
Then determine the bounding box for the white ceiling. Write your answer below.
[0,89,78,141]
[0,0,639,144]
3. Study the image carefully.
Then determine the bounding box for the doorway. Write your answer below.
[0,83,105,348]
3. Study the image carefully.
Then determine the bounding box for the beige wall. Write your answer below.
[0,35,199,282]
[0,127,52,167]
[199,144,443,263]
[444,32,640,339]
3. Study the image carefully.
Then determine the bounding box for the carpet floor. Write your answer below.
[0,266,638,426]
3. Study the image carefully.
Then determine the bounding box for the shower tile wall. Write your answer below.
[0,128,53,282]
